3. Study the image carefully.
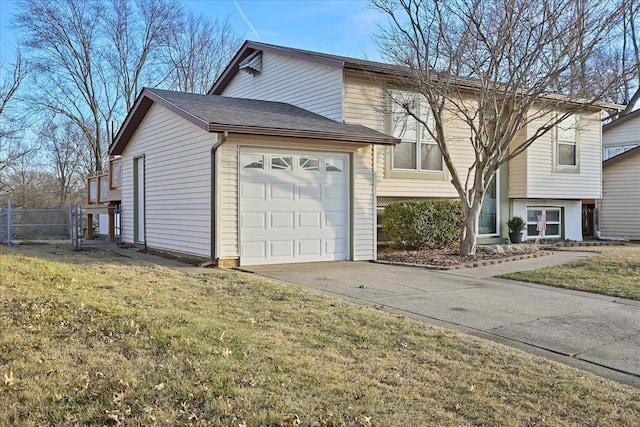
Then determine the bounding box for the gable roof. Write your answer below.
[603,144,640,168]
[110,88,398,155]
[603,108,640,132]
[209,41,404,95]
[209,41,624,111]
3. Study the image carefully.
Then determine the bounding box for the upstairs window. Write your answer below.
[555,114,577,167]
[390,92,442,172]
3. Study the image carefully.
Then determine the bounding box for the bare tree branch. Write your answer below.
[165,13,243,94]
[0,49,32,177]
[105,0,183,111]
[374,0,625,255]
[16,0,112,172]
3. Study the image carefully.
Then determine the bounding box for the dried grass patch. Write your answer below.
[1,245,639,425]
[501,244,640,301]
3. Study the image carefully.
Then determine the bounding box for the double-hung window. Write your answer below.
[555,114,577,168]
[390,92,442,172]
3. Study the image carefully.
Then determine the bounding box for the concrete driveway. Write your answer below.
[243,252,640,388]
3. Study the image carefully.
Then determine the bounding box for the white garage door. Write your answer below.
[239,148,349,266]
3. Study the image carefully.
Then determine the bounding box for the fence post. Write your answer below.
[69,202,74,248]
[75,205,81,249]
[7,199,12,247]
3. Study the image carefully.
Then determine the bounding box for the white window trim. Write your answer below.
[526,207,562,239]
[478,172,500,237]
[603,144,639,160]
[390,91,443,172]
[553,113,580,172]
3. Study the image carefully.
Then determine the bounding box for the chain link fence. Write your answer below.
[1,201,120,247]
[0,201,72,245]
[71,204,121,247]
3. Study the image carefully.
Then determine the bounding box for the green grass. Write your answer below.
[501,244,640,301]
[1,245,639,426]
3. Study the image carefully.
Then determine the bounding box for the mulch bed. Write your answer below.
[377,246,542,267]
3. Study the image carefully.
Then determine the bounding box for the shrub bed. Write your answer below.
[382,199,463,250]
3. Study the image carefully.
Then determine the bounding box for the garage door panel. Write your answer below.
[298,212,321,228]
[270,240,295,257]
[242,182,266,200]
[298,239,322,256]
[243,241,266,258]
[242,212,266,229]
[325,211,345,226]
[326,238,346,255]
[325,185,346,199]
[270,182,295,200]
[240,148,349,266]
[299,184,322,199]
[270,212,295,228]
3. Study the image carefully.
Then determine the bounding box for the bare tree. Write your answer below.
[619,0,640,114]
[0,156,59,208]
[104,0,183,111]
[37,117,85,206]
[166,13,243,94]
[373,0,625,255]
[15,0,114,173]
[0,50,31,176]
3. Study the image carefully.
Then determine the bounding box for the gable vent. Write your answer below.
[239,51,262,76]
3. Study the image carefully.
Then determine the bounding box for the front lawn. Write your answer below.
[1,245,639,425]
[500,244,640,301]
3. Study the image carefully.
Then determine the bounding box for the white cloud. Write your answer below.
[234,0,260,41]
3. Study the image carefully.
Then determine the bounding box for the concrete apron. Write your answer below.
[242,254,640,388]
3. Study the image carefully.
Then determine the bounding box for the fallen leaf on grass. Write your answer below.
[3,371,15,387]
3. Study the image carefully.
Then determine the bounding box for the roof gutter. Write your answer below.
[206,123,398,145]
[210,131,228,264]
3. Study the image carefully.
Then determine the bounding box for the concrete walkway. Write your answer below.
[243,251,640,388]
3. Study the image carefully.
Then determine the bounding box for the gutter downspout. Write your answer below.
[211,131,228,265]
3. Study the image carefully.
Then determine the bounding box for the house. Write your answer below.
[602,108,640,160]
[210,41,614,245]
[109,88,397,266]
[600,110,640,240]
[111,41,618,266]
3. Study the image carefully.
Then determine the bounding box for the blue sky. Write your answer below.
[0,0,386,65]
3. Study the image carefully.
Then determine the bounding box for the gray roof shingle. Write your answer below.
[110,88,397,155]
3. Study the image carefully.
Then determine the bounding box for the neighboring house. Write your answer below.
[109,88,396,266]
[600,110,640,240]
[210,41,612,245]
[602,108,640,160]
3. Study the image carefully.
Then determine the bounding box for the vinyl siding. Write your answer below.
[217,135,376,262]
[343,72,474,199]
[120,103,215,257]
[507,131,528,198]
[603,116,640,148]
[343,73,386,132]
[601,152,640,239]
[352,144,376,260]
[523,111,602,199]
[221,51,344,121]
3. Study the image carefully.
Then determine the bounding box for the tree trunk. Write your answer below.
[459,202,482,256]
